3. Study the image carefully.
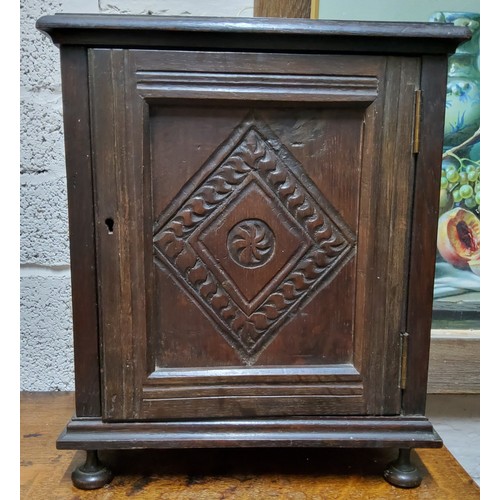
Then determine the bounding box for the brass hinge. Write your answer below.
[399,332,410,390]
[412,89,422,154]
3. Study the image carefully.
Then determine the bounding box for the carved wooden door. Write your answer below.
[90,49,420,421]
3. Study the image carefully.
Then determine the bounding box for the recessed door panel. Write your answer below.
[151,106,360,368]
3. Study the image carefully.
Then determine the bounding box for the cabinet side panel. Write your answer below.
[404,55,449,415]
[60,46,101,417]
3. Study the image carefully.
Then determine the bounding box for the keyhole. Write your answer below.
[105,218,114,234]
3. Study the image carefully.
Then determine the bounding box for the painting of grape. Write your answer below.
[430,12,479,318]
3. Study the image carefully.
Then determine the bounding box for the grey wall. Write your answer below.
[20,0,253,391]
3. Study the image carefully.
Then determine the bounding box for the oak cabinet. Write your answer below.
[37,14,469,489]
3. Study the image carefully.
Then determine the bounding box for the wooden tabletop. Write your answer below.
[21,392,479,499]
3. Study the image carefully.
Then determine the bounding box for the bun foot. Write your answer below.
[71,450,113,490]
[383,448,422,488]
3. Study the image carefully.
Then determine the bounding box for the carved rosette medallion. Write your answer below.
[227,219,275,268]
[153,119,356,364]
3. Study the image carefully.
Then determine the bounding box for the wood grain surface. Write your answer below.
[59,46,101,417]
[36,15,470,55]
[254,0,311,18]
[403,55,449,416]
[428,331,480,394]
[21,392,479,499]
[86,46,419,422]
[32,16,474,495]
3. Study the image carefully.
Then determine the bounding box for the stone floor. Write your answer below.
[426,394,480,485]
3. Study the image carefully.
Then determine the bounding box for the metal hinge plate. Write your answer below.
[413,89,422,154]
[399,331,409,390]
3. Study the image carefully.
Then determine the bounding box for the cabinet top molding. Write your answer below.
[36,14,470,54]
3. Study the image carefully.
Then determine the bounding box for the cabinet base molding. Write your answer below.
[57,416,442,450]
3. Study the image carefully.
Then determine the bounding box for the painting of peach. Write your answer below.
[431,12,479,323]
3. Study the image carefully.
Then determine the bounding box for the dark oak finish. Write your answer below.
[57,416,442,450]
[354,56,420,415]
[59,46,101,417]
[36,15,470,54]
[88,48,414,422]
[254,0,311,19]
[70,450,113,490]
[404,56,450,416]
[21,392,480,498]
[384,449,422,488]
[36,15,469,489]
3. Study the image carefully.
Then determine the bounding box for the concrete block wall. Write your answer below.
[20,0,253,391]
